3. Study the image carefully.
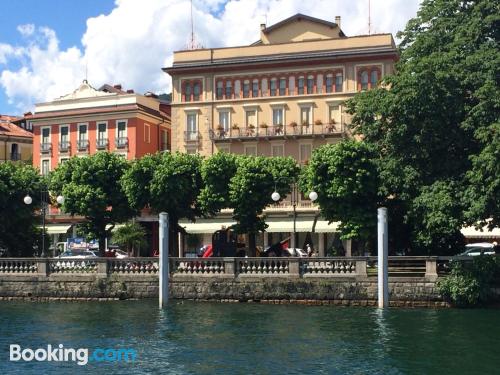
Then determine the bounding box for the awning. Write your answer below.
[180,219,237,234]
[39,224,72,235]
[265,217,339,233]
[461,225,500,239]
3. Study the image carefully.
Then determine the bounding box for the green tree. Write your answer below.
[121,152,203,254]
[345,0,499,254]
[50,152,137,256]
[300,141,380,250]
[112,222,147,257]
[0,162,45,256]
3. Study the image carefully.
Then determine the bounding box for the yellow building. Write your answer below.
[164,14,398,255]
[0,115,33,163]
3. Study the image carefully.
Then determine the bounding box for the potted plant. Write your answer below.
[216,124,224,131]
[232,123,239,130]
[330,118,336,124]
[259,123,268,129]
[289,121,298,128]
[302,120,309,127]
[314,119,323,125]
[248,124,255,129]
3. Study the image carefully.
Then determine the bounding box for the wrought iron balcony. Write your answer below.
[96,138,109,149]
[40,142,52,153]
[77,139,89,151]
[58,141,70,153]
[115,137,128,148]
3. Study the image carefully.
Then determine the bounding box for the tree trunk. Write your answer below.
[248,232,256,257]
[98,233,106,257]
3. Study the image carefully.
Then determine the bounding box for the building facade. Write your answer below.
[27,80,171,251]
[164,14,398,255]
[0,115,33,163]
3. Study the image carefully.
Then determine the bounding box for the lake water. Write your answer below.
[0,300,499,374]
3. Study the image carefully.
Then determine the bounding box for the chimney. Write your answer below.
[113,84,122,90]
[126,89,134,93]
[335,16,341,28]
[260,23,266,31]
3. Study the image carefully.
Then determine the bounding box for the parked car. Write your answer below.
[458,243,496,256]
[55,249,98,270]
[285,248,309,257]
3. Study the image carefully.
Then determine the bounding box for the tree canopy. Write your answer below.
[50,152,137,255]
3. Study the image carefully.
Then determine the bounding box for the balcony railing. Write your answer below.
[77,139,89,151]
[58,141,70,153]
[9,153,21,161]
[96,138,109,149]
[115,137,128,148]
[184,131,200,142]
[209,122,344,141]
[40,142,52,153]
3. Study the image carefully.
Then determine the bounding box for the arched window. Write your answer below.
[298,76,305,95]
[335,73,343,92]
[216,81,223,99]
[193,81,201,101]
[307,75,314,94]
[225,81,232,99]
[184,83,192,102]
[360,71,369,90]
[279,78,287,96]
[243,80,250,98]
[325,74,333,93]
[252,79,259,97]
[270,78,277,96]
[370,70,379,88]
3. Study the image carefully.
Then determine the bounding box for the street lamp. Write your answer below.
[271,179,317,249]
[23,190,64,257]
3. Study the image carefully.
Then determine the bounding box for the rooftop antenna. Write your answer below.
[368,0,372,35]
[187,0,202,49]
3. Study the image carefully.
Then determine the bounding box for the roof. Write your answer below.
[0,118,33,138]
[262,13,345,37]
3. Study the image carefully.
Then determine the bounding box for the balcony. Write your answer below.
[115,137,128,149]
[209,121,344,142]
[40,142,52,154]
[184,131,200,142]
[77,139,89,151]
[96,138,109,150]
[58,141,70,153]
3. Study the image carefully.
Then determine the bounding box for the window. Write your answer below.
[300,107,311,126]
[144,124,151,143]
[245,110,256,129]
[60,158,69,164]
[216,81,223,99]
[272,144,284,157]
[335,73,343,92]
[325,75,333,93]
[78,124,87,141]
[186,113,197,140]
[270,79,277,96]
[243,80,250,98]
[218,111,230,132]
[97,123,107,141]
[41,160,50,176]
[370,70,379,88]
[117,121,127,139]
[184,83,192,102]
[234,80,240,99]
[60,126,69,143]
[279,78,286,96]
[307,75,314,94]
[298,77,305,95]
[252,80,259,97]
[42,127,50,144]
[244,145,257,156]
[329,105,341,126]
[193,81,201,101]
[217,145,230,153]
[272,108,284,126]
[360,71,369,90]
[225,81,232,99]
[160,129,169,151]
[300,144,312,164]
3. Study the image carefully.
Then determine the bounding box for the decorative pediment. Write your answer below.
[56,80,115,100]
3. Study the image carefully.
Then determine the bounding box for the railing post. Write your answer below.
[37,259,49,276]
[425,257,438,281]
[97,259,108,276]
[289,258,300,277]
[356,259,368,278]
[224,258,236,278]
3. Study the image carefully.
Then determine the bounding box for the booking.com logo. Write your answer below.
[10,344,137,366]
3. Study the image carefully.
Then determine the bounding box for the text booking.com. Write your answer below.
[10,344,137,366]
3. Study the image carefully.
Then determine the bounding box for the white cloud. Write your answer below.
[0,0,422,113]
[17,23,35,37]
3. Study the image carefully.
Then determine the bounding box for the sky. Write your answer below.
[0,0,422,116]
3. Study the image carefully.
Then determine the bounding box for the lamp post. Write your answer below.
[23,190,64,257]
[271,179,317,249]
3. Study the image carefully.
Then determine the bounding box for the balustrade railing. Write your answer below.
[0,259,37,273]
[301,258,357,276]
[109,258,159,274]
[172,258,225,275]
[49,259,98,274]
[237,258,290,275]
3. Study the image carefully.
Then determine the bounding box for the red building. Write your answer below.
[27,80,171,253]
